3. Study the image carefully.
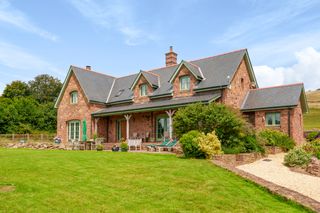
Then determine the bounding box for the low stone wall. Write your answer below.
[265,146,283,154]
[307,157,320,177]
[212,152,265,166]
[6,142,66,150]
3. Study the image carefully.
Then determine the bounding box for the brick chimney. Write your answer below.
[165,46,177,66]
[85,65,91,71]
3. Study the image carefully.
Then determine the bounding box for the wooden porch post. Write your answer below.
[94,118,100,134]
[124,114,132,140]
[165,110,176,140]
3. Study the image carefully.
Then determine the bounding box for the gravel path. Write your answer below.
[237,153,320,202]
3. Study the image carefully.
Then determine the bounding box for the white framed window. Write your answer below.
[180,76,190,91]
[265,112,281,126]
[70,91,78,104]
[140,84,148,96]
[68,120,80,141]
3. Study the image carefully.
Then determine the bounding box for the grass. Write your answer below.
[0,149,311,213]
[304,108,320,130]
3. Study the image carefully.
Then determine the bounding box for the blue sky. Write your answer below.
[0,0,320,94]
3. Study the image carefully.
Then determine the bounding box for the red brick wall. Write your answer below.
[132,75,153,103]
[56,73,105,143]
[172,65,197,97]
[222,59,253,109]
[254,105,304,145]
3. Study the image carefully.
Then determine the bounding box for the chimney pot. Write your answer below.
[85,65,91,71]
[165,46,177,66]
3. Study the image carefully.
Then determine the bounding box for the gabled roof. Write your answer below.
[169,60,203,83]
[93,91,221,116]
[54,66,115,108]
[56,49,258,106]
[130,70,159,90]
[241,83,308,113]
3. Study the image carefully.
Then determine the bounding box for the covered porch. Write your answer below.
[92,109,176,149]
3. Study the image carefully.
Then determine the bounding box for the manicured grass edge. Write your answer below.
[211,161,317,213]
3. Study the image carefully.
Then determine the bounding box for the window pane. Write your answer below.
[140,84,147,96]
[180,76,190,90]
[75,122,80,140]
[156,117,169,140]
[70,123,75,140]
[275,113,281,125]
[266,113,273,125]
[71,92,78,104]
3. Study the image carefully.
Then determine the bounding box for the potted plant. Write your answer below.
[96,144,104,151]
[120,138,128,152]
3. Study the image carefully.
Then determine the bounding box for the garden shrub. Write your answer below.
[306,131,319,142]
[174,103,261,153]
[303,139,320,159]
[284,147,311,167]
[258,129,295,151]
[179,130,205,158]
[120,138,128,152]
[96,144,104,151]
[197,131,223,159]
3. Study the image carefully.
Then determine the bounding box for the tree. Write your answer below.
[28,74,62,103]
[2,81,30,98]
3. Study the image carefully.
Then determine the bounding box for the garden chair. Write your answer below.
[146,138,170,151]
[157,139,178,152]
[73,141,80,150]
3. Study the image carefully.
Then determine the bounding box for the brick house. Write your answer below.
[54,47,308,145]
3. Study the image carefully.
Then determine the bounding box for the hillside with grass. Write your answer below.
[304,90,320,130]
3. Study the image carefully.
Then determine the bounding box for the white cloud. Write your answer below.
[254,47,320,90]
[0,0,58,41]
[212,1,318,44]
[0,41,64,77]
[69,0,158,45]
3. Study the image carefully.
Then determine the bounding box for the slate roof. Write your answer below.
[71,66,115,103]
[55,49,255,108]
[241,83,308,112]
[93,91,221,116]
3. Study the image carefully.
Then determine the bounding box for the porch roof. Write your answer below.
[92,91,221,116]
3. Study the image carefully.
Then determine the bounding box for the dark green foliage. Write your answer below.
[0,74,61,133]
[120,139,128,152]
[28,74,62,103]
[284,148,311,167]
[2,81,30,98]
[179,130,205,158]
[258,129,295,151]
[306,131,319,142]
[174,103,262,153]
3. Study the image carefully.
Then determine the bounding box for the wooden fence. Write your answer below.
[0,134,56,143]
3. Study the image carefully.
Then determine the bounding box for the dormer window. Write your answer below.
[180,76,190,91]
[140,84,148,96]
[70,91,78,104]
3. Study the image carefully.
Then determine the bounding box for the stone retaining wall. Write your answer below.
[307,157,320,177]
[6,142,66,150]
[212,152,265,166]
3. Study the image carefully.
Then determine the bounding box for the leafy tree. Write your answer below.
[2,81,30,98]
[28,74,62,103]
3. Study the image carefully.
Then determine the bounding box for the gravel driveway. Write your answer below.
[237,153,320,202]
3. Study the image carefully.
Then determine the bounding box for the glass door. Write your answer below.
[156,115,169,141]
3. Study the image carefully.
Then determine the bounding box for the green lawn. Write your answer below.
[0,149,310,213]
[304,108,320,130]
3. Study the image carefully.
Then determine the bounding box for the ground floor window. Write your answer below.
[265,112,281,126]
[156,115,169,141]
[68,120,80,141]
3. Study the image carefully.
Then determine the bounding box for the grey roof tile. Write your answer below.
[241,83,304,111]
[70,49,248,104]
[72,66,115,103]
[93,91,221,115]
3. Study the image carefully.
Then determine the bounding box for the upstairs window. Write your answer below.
[265,112,281,126]
[70,91,78,104]
[180,76,190,91]
[140,84,147,96]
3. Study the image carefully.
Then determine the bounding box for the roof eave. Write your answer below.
[241,105,297,112]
